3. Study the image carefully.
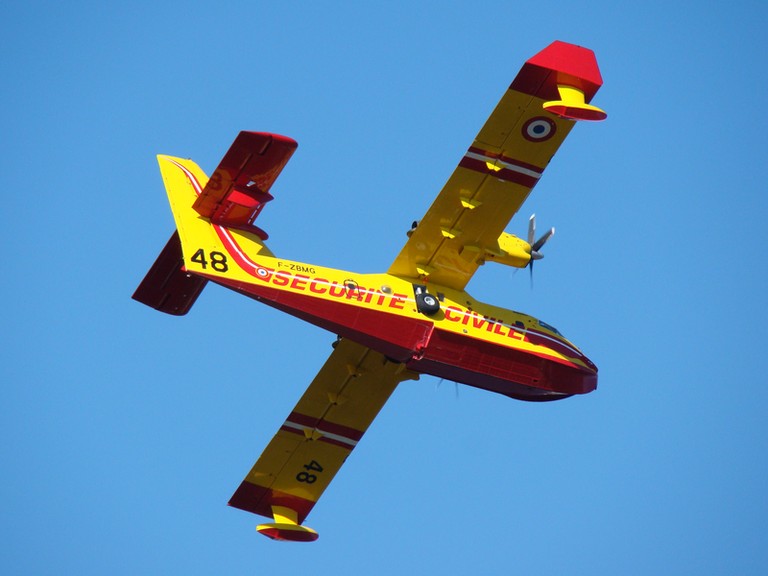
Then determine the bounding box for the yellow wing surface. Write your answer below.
[228,338,418,541]
[388,41,605,290]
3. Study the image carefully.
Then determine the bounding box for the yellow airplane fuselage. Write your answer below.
[208,251,596,401]
[149,153,596,401]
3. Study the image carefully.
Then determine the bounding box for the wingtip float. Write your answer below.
[133,40,606,541]
[255,507,319,542]
[524,40,607,121]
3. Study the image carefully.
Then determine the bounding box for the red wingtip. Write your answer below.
[513,41,604,105]
[528,41,603,89]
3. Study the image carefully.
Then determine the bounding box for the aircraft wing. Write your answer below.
[192,131,297,240]
[228,338,418,540]
[387,41,605,290]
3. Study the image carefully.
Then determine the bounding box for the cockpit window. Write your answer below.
[538,320,562,335]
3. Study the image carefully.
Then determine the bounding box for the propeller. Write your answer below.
[527,214,555,286]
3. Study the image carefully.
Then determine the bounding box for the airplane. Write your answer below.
[132,40,606,542]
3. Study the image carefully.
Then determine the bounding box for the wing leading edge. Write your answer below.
[387,41,605,290]
[229,338,418,541]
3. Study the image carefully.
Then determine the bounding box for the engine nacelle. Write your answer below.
[482,232,532,268]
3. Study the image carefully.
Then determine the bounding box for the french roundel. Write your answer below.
[255,266,272,281]
[522,117,556,142]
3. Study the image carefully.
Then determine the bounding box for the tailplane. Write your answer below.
[133,132,297,315]
[132,231,207,315]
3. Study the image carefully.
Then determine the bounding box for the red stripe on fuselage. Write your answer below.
[213,274,432,363]
[211,275,595,399]
[410,327,596,400]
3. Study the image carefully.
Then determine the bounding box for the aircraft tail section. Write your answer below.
[190,132,297,241]
[132,155,219,314]
[134,133,295,314]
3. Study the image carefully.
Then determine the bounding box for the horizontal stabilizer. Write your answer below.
[192,131,297,240]
[132,231,207,315]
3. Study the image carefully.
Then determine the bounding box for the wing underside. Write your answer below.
[387,41,605,290]
[229,338,418,540]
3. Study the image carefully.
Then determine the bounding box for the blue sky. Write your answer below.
[3,1,767,574]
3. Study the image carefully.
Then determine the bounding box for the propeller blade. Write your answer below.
[528,214,536,246]
[532,227,555,253]
[525,215,553,289]
[529,258,534,288]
